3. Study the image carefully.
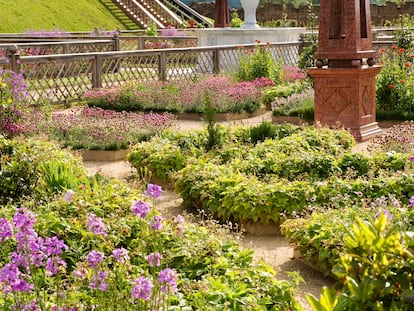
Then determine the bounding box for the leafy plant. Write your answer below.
[230,11,243,28]
[307,212,414,310]
[0,137,87,204]
[376,44,414,112]
[0,70,28,138]
[235,41,283,83]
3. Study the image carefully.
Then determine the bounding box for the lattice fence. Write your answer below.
[4,41,305,105]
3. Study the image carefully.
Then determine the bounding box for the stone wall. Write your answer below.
[191,1,414,27]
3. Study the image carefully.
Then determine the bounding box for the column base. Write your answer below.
[349,122,382,142]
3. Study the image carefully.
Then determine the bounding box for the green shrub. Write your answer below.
[338,152,371,176]
[263,84,296,106]
[307,213,414,310]
[127,138,187,181]
[235,42,283,83]
[230,12,243,28]
[0,136,87,203]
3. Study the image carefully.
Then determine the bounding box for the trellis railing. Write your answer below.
[0,39,395,105]
[0,40,118,58]
[0,35,197,54]
[0,41,302,105]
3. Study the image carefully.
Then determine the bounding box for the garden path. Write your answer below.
[83,111,372,311]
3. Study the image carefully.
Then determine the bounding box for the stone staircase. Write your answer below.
[111,0,212,29]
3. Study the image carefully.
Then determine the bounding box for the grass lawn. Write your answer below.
[0,0,139,33]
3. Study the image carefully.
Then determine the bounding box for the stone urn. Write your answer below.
[240,0,260,29]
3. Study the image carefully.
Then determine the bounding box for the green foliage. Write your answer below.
[0,136,87,204]
[306,213,414,310]
[203,92,226,151]
[263,84,296,105]
[0,0,135,32]
[145,23,158,36]
[127,138,187,181]
[262,19,298,27]
[230,12,243,28]
[376,44,414,112]
[298,35,318,69]
[275,96,314,120]
[0,143,302,310]
[235,43,283,83]
[128,123,414,224]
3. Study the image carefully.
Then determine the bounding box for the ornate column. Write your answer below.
[308,0,382,141]
[240,0,260,29]
[214,0,230,28]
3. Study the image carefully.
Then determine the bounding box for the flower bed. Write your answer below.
[0,136,302,310]
[22,107,174,151]
[82,75,273,116]
[127,122,414,226]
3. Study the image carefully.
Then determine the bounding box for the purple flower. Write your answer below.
[44,236,68,256]
[87,214,107,237]
[9,251,30,271]
[147,252,162,267]
[0,263,20,293]
[149,216,164,231]
[158,268,178,293]
[132,276,154,300]
[0,218,13,242]
[112,248,129,263]
[45,257,67,276]
[409,196,414,207]
[375,209,392,221]
[145,184,163,199]
[409,155,414,162]
[87,250,105,268]
[174,214,185,224]
[21,300,41,311]
[131,200,151,219]
[11,278,34,293]
[13,208,36,234]
[72,268,88,280]
[63,189,75,203]
[89,270,108,291]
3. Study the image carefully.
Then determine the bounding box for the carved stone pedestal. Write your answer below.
[308,66,382,141]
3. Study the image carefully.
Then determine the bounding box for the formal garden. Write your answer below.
[2,14,414,309]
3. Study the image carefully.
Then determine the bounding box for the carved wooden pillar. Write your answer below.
[308,0,382,141]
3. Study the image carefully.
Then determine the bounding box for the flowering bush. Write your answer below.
[0,139,302,311]
[0,69,28,137]
[83,75,268,114]
[367,121,414,153]
[235,40,283,83]
[376,45,414,113]
[22,107,174,150]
